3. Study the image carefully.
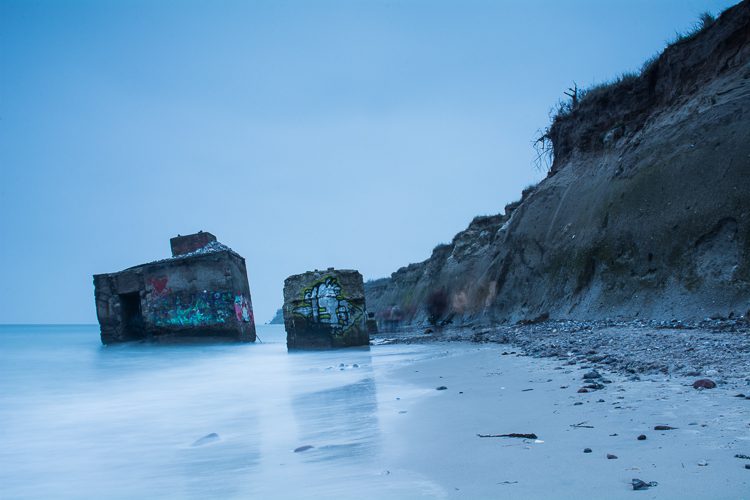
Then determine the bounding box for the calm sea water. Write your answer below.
[0,324,451,499]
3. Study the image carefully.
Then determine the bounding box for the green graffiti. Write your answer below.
[149,291,234,327]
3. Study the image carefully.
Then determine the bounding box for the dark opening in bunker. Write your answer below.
[119,292,145,340]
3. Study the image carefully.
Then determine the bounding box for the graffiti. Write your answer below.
[293,277,362,334]
[149,290,254,327]
[148,276,171,296]
[234,294,253,323]
[149,291,235,327]
[145,275,253,328]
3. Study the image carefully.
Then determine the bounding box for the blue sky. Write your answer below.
[0,0,738,323]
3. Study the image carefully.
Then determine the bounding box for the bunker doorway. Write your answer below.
[119,292,145,340]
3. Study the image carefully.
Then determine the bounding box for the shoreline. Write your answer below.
[373,318,750,383]
[0,325,748,498]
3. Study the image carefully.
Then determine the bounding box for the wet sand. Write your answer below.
[378,344,750,498]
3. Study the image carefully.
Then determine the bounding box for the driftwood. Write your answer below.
[477,433,538,439]
[570,421,594,429]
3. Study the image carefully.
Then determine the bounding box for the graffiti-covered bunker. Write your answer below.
[283,268,369,349]
[94,231,256,344]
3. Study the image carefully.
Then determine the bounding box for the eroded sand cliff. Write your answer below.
[366,1,750,325]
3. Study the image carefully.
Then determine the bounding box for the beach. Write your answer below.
[379,342,750,498]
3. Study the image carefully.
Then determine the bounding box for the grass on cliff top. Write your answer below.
[533,11,717,173]
[552,11,716,120]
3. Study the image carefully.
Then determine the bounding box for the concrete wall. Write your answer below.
[283,269,368,349]
[94,250,256,344]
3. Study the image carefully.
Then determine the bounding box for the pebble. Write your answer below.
[583,448,592,453]
[446,319,750,382]
[436,386,448,390]
[585,383,605,390]
[692,379,717,389]
[697,460,708,466]
[583,370,602,380]
[632,478,657,490]
[294,445,314,453]
[637,434,647,440]
[607,453,618,459]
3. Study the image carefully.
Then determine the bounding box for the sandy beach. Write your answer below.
[376,342,750,499]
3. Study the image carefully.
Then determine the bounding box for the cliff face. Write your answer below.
[269,308,284,324]
[366,1,750,325]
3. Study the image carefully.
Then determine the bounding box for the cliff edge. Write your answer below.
[366,1,750,326]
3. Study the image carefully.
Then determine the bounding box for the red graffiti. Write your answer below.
[234,294,253,323]
[149,277,170,296]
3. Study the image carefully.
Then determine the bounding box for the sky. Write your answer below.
[0,0,739,324]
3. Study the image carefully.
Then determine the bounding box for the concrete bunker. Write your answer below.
[283,268,369,349]
[93,231,256,344]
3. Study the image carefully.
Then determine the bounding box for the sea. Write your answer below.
[0,324,451,499]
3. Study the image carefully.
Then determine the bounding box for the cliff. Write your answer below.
[366,1,750,326]
[269,308,284,324]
